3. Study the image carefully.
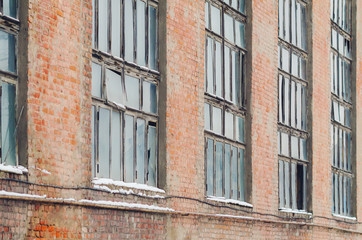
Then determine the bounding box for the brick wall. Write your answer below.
[0,0,360,239]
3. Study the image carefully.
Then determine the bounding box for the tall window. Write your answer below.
[278,0,309,211]
[0,0,18,166]
[204,0,247,202]
[91,0,159,186]
[330,0,353,217]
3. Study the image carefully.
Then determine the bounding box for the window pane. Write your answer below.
[232,50,240,105]
[92,0,96,48]
[124,0,134,61]
[296,3,302,49]
[238,148,245,201]
[278,0,284,38]
[210,5,221,35]
[284,161,290,208]
[290,80,296,128]
[143,81,157,114]
[284,0,290,42]
[147,125,157,186]
[212,106,222,135]
[224,13,234,43]
[98,108,110,178]
[1,82,16,165]
[291,0,296,46]
[281,47,290,73]
[106,69,123,105]
[111,0,121,57]
[296,82,302,129]
[3,0,17,18]
[98,0,108,52]
[111,111,122,180]
[149,6,158,70]
[125,75,140,109]
[225,112,233,139]
[281,132,289,156]
[137,0,146,66]
[224,46,231,101]
[206,138,214,196]
[205,2,210,29]
[291,162,296,209]
[224,144,231,199]
[0,30,16,73]
[279,75,283,122]
[291,136,298,159]
[235,116,244,143]
[284,77,290,125]
[300,138,307,161]
[204,103,210,131]
[235,20,245,48]
[124,115,134,182]
[300,4,307,50]
[301,85,306,130]
[215,141,223,197]
[136,118,145,184]
[231,146,238,200]
[215,41,222,97]
[206,37,214,94]
[279,160,285,208]
[239,0,245,13]
[91,106,96,177]
[91,62,102,98]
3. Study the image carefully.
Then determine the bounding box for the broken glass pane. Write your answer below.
[125,75,140,109]
[106,69,123,105]
[136,118,145,184]
[98,108,110,178]
[91,62,102,98]
[137,0,146,66]
[124,114,134,182]
[111,111,122,180]
[0,30,16,73]
[124,0,134,62]
[111,0,121,57]
[147,125,157,186]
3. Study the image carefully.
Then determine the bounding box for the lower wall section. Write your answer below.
[0,198,361,240]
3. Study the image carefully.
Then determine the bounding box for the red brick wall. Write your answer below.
[0,0,360,239]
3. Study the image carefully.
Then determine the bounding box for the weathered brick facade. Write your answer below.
[0,0,361,239]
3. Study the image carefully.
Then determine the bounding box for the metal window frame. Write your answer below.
[204,0,247,202]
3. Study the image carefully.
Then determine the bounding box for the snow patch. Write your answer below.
[79,199,173,212]
[92,178,165,193]
[214,214,254,220]
[332,213,357,221]
[0,164,28,174]
[109,101,126,110]
[0,190,46,199]
[207,196,253,208]
[279,208,312,215]
[93,184,164,199]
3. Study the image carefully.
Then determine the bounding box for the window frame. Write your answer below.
[91,0,160,186]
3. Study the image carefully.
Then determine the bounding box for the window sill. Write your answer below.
[207,196,253,208]
[332,213,356,221]
[0,164,28,175]
[92,178,165,199]
[279,208,312,216]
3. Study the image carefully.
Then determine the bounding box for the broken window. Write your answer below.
[0,0,18,166]
[330,0,353,217]
[92,0,159,186]
[278,0,309,211]
[204,0,247,202]
[92,0,158,70]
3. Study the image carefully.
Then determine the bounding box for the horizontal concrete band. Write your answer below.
[0,194,361,235]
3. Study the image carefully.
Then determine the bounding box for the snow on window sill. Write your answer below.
[332,213,356,221]
[92,178,165,197]
[207,196,253,208]
[0,164,28,175]
[279,208,312,216]
[0,190,172,212]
